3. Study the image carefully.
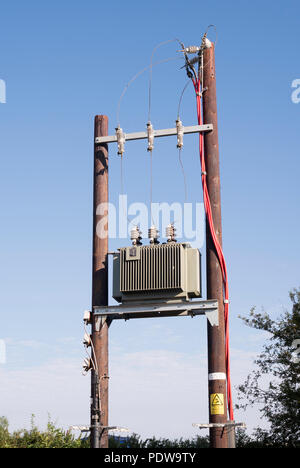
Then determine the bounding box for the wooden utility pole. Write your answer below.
[202,44,229,448]
[91,115,109,449]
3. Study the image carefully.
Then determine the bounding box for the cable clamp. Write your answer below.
[147,121,154,152]
[115,126,125,156]
[180,46,201,54]
[203,38,212,50]
[176,119,184,149]
[224,299,230,304]
[197,87,208,98]
[101,373,110,380]
[201,171,207,176]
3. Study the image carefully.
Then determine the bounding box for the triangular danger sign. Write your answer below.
[212,394,223,406]
[210,393,224,415]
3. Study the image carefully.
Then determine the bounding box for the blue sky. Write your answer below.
[0,0,299,438]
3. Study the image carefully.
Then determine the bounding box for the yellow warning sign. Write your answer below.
[210,393,225,415]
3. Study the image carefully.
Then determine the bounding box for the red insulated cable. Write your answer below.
[192,78,234,421]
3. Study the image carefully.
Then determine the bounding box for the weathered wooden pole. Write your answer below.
[202,44,229,448]
[91,115,109,449]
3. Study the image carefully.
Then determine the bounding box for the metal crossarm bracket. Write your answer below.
[70,425,130,433]
[193,422,246,429]
[95,123,213,145]
[93,299,219,327]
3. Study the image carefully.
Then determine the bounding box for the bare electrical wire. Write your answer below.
[83,322,97,372]
[119,154,133,229]
[205,24,218,47]
[200,25,218,81]
[149,149,154,226]
[120,154,124,196]
[117,56,182,127]
[147,38,183,122]
[177,80,191,120]
[83,322,102,414]
[176,80,192,203]
[187,30,234,421]
[178,148,188,203]
[90,338,102,414]
[117,39,186,235]
[146,38,185,228]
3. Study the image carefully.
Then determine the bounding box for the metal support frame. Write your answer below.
[70,425,130,433]
[92,299,219,327]
[193,422,246,448]
[95,123,213,145]
[193,422,246,430]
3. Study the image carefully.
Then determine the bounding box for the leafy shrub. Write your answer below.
[0,415,89,449]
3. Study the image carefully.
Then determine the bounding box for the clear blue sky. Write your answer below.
[0,0,299,438]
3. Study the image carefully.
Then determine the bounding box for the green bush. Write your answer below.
[1,416,288,448]
[0,415,89,449]
[0,416,211,449]
[109,433,209,448]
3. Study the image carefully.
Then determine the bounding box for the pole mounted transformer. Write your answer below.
[86,35,240,449]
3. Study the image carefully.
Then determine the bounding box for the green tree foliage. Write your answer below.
[0,417,278,448]
[237,289,300,448]
[0,415,89,448]
[2,287,299,449]
[0,416,210,449]
[109,433,209,448]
